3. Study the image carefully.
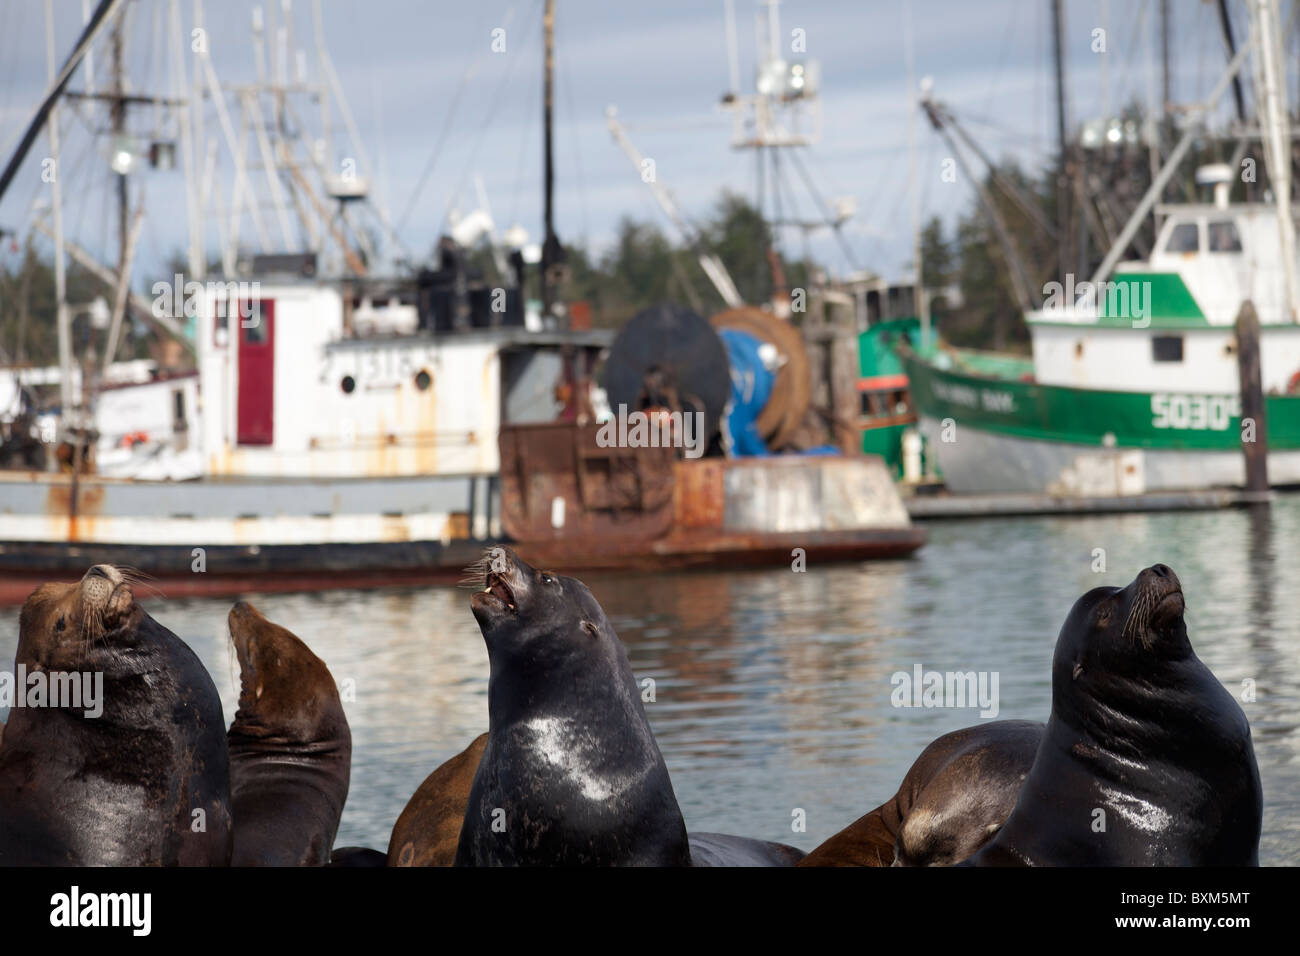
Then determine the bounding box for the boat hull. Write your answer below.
[902,351,1300,494]
[0,448,924,605]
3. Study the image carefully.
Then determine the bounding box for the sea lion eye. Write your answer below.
[542,573,557,585]
[1095,608,1111,628]
[55,616,66,633]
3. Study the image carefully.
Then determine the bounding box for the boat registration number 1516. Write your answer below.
[1151,393,1240,431]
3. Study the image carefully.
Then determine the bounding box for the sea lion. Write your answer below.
[403,732,804,866]
[389,733,488,867]
[967,564,1262,866]
[227,600,351,866]
[688,832,807,866]
[0,565,232,865]
[798,720,1043,867]
[454,547,692,866]
[328,846,388,867]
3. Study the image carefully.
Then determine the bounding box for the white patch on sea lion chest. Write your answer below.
[1098,786,1172,833]
[523,716,615,802]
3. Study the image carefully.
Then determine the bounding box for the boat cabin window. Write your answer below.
[1152,335,1184,363]
[1165,222,1200,254]
[1207,220,1243,253]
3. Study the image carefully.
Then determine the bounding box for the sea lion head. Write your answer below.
[1050,563,1193,726]
[17,564,141,670]
[228,600,346,744]
[469,547,619,683]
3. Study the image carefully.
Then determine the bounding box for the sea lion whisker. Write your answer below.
[114,565,155,583]
[459,547,513,589]
[458,556,494,589]
[1121,590,1151,643]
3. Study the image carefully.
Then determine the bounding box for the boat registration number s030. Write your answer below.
[1150,393,1241,431]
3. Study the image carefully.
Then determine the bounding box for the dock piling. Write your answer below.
[1234,300,1270,494]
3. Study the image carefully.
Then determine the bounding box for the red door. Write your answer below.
[237,299,274,445]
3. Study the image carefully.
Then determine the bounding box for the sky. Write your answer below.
[0,0,1294,291]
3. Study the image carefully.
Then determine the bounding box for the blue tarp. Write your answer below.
[718,328,773,456]
[719,327,842,457]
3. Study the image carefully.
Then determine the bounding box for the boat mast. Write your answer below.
[540,0,563,325]
[111,16,129,294]
[44,0,75,422]
[903,0,926,345]
[1250,0,1298,322]
[1051,0,1070,282]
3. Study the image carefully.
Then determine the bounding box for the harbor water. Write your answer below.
[3,498,1297,865]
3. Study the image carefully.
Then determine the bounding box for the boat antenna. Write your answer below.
[540,0,566,326]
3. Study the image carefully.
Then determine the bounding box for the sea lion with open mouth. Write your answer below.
[454,547,805,866]
[227,600,351,866]
[0,565,233,865]
[799,720,1044,867]
[966,564,1262,866]
[455,547,692,866]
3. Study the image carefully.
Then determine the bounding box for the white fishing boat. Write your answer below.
[902,0,1300,495]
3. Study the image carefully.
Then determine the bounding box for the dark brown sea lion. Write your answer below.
[967,564,1262,866]
[0,565,232,865]
[799,720,1043,867]
[388,733,488,867]
[227,600,351,866]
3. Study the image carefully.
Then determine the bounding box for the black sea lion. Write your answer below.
[227,600,351,866]
[688,832,807,866]
[389,733,488,867]
[328,846,388,867]
[967,564,1262,866]
[799,720,1044,867]
[455,548,692,866]
[0,566,232,865]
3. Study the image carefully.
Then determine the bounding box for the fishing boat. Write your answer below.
[0,0,922,604]
[900,0,1300,496]
[0,0,610,602]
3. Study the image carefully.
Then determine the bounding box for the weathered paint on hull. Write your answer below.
[0,539,489,606]
[0,527,924,607]
[918,415,1300,494]
[511,527,925,574]
[0,452,924,605]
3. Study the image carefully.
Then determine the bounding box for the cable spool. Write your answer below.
[709,306,811,449]
[602,303,731,444]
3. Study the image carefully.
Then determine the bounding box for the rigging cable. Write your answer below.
[397,2,520,236]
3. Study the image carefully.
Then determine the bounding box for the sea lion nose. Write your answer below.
[488,546,517,574]
[1145,563,1180,591]
[85,564,123,586]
